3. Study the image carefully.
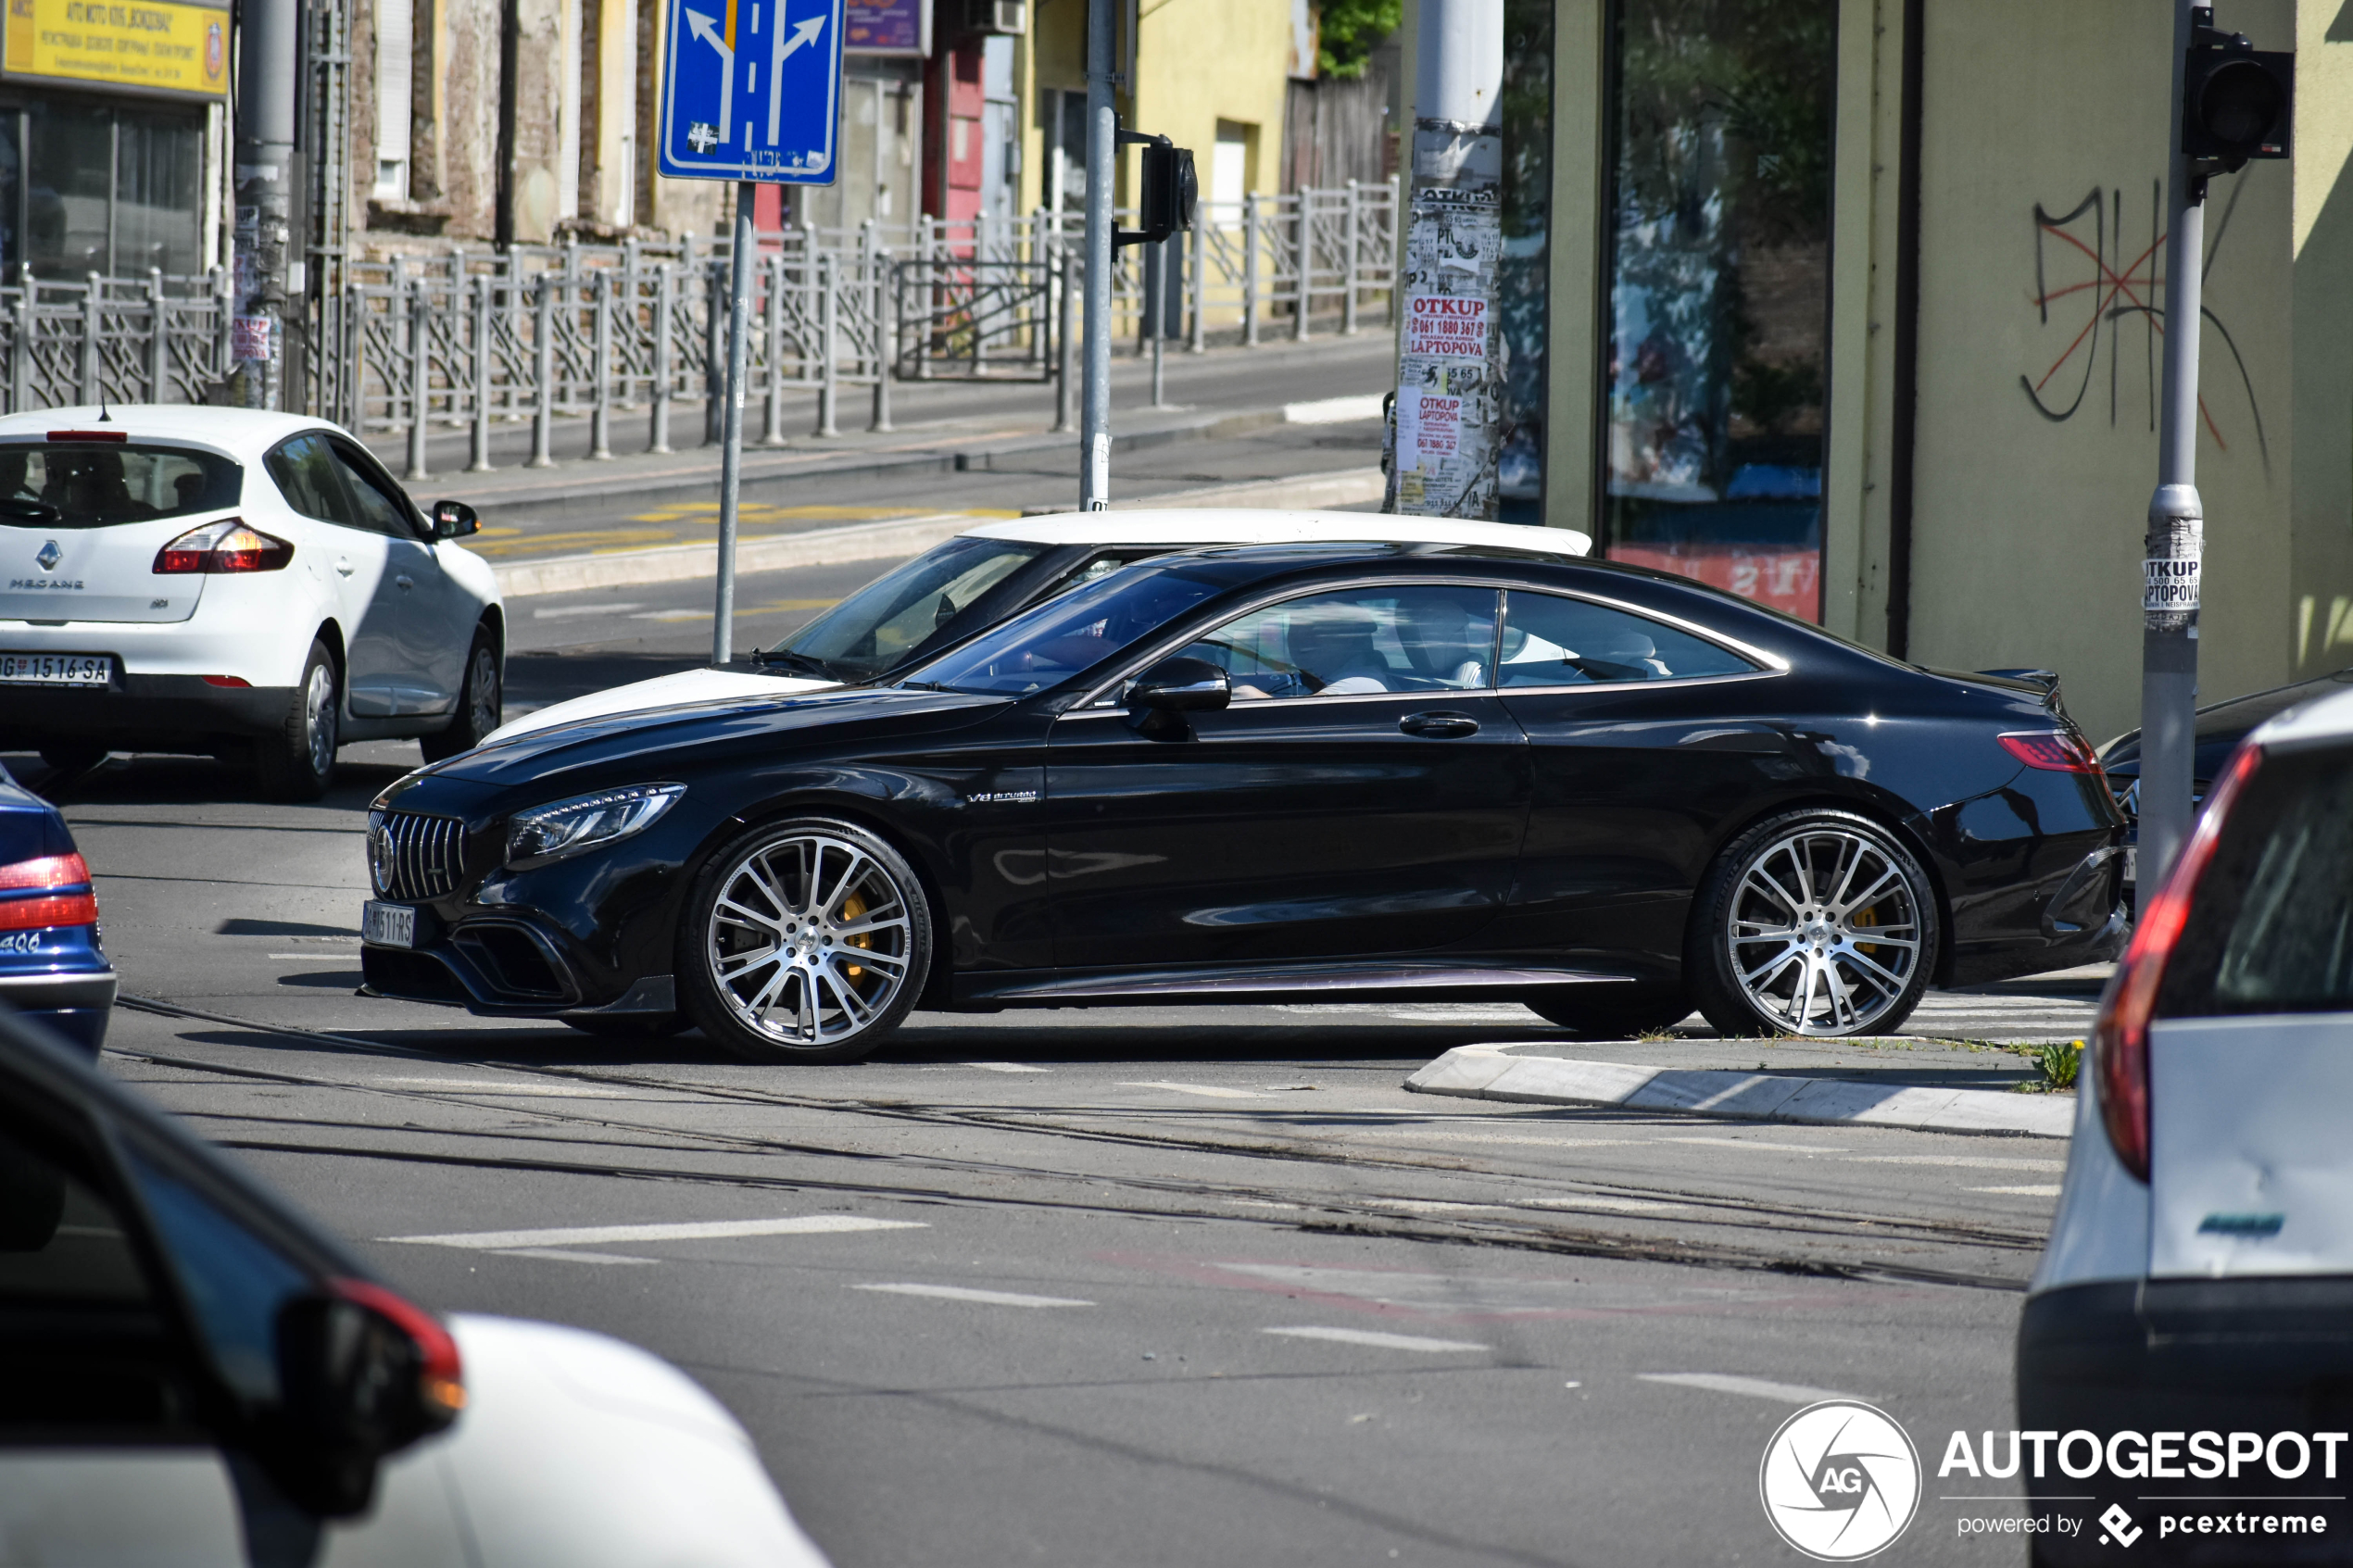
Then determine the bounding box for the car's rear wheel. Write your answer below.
[420,627,501,763]
[1688,809,1938,1038]
[1524,989,1693,1037]
[677,818,932,1064]
[254,641,339,802]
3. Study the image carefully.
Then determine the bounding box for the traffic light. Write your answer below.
[1114,131,1197,247]
[2183,6,2292,171]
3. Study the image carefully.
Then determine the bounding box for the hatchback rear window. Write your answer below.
[0,442,242,528]
[2158,745,2353,1018]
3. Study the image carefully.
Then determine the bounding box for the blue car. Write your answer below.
[0,763,114,1051]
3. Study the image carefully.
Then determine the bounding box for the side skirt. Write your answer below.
[952,960,1641,1009]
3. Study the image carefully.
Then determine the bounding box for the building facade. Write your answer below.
[1482,0,2353,743]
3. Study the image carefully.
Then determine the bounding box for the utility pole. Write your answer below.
[1079,0,1116,508]
[1387,0,1502,519]
[231,0,300,408]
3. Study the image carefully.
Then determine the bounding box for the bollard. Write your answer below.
[407,279,431,480]
[1295,194,1311,343]
[1344,180,1361,336]
[1189,216,1206,354]
[589,270,613,459]
[530,272,556,468]
[763,252,786,445]
[146,270,168,402]
[10,271,32,413]
[871,250,894,433]
[703,255,724,445]
[1243,195,1261,347]
[649,264,674,454]
[814,251,839,438]
[1054,247,1076,433]
[80,273,101,406]
[470,273,495,471]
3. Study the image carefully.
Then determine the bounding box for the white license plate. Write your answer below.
[2124,846,2138,886]
[362,900,416,948]
[0,652,110,687]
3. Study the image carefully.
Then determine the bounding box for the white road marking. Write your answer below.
[1121,1081,1262,1099]
[629,608,709,621]
[269,952,359,960]
[1844,1154,2066,1171]
[1365,1128,1644,1149]
[386,1214,926,1249]
[853,1283,1094,1308]
[379,1076,639,1098]
[1520,1195,1692,1214]
[1284,393,1386,424]
[534,602,644,620]
[494,1248,658,1264]
[1639,1372,1859,1404]
[1661,1136,1846,1154]
[1968,1184,2062,1196]
[963,1061,1051,1073]
[1265,1325,1490,1353]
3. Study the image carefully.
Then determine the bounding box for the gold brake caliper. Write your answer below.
[840,891,869,982]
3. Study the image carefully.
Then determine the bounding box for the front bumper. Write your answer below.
[2018,1278,2353,1563]
[0,671,291,746]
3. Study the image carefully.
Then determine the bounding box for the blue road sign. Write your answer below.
[657,0,845,183]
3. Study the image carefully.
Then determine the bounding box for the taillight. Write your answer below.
[0,850,96,931]
[1999,731,2103,772]
[2092,742,2263,1180]
[153,519,293,574]
[327,1277,466,1424]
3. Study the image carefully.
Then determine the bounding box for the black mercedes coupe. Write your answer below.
[359,541,2128,1061]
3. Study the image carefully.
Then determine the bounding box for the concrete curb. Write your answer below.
[1403,1045,2073,1138]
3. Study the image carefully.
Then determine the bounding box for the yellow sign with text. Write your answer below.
[5,0,228,97]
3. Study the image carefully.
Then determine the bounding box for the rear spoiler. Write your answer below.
[1976,667,2066,716]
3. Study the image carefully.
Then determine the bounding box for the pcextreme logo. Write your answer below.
[1760,1400,1923,1561]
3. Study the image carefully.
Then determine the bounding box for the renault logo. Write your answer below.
[34,539,60,571]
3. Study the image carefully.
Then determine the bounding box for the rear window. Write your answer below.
[0,443,242,528]
[2158,746,2353,1019]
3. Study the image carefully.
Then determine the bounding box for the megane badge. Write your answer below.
[35,539,60,571]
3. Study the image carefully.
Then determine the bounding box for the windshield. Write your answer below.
[902,558,1261,696]
[769,536,1048,683]
[0,443,243,528]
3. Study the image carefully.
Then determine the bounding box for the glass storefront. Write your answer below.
[0,98,205,279]
[1495,0,1554,524]
[1600,0,1837,621]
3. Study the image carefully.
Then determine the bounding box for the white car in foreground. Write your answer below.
[0,407,503,798]
[2021,684,2353,1562]
[492,511,1592,741]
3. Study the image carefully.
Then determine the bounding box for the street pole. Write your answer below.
[713,182,754,665]
[2141,0,2207,888]
[1079,0,1115,509]
[231,0,299,408]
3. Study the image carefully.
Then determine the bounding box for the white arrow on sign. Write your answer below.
[685,7,735,145]
[766,13,825,144]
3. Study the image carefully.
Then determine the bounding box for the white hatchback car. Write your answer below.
[2021,684,2353,1560]
[491,511,1593,742]
[0,407,503,798]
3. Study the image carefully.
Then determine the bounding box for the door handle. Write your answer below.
[396,575,415,590]
[1400,710,1479,739]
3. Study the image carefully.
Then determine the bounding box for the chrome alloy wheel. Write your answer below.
[463,645,499,735]
[302,659,338,776]
[702,831,915,1047]
[1724,827,1922,1036]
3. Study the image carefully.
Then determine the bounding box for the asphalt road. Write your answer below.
[18,732,2098,1568]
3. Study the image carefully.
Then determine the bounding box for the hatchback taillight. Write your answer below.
[0,850,96,931]
[1998,731,2104,772]
[154,519,293,574]
[2091,742,2263,1180]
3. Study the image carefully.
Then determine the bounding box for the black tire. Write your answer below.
[1525,990,1693,1037]
[1687,808,1939,1038]
[676,816,933,1064]
[36,743,108,774]
[420,626,502,763]
[561,1013,688,1039]
[254,640,340,802]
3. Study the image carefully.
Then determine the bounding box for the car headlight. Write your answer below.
[506,784,686,868]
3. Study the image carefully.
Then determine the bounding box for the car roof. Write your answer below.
[2248,683,2353,751]
[0,404,342,459]
[963,509,1593,556]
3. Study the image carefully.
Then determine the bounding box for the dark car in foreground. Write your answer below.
[0,762,113,1050]
[359,542,2128,1060]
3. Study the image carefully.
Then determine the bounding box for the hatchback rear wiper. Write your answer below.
[0,498,58,523]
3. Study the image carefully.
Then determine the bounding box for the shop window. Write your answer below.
[1601,0,1836,621]
[19,100,202,279]
[1496,0,1554,524]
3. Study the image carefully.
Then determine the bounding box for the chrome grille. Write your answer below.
[369,811,467,900]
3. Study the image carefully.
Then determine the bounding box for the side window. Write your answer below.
[122,1142,311,1405]
[265,433,348,524]
[1176,586,1500,701]
[1498,592,1755,686]
[330,445,422,542]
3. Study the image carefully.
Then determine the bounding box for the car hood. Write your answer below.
[485,667,837,744]
[2100,666,2353,775]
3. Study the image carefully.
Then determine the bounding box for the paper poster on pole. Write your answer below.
[1388,192,1501,517]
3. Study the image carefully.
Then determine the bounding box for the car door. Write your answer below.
[266,433,404,717]
[1044,583,1529,971]
[327,440,464,715]
[1492,587,1783,961]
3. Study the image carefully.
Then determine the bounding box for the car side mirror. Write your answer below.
[1126,657,1228,739]
[431,500,479,539]
[263,1281,464,1517]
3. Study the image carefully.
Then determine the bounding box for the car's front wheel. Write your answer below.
[677,818,933,1064]
[1687,808,1938,1038]
[420,627,501,762]
[254,640,340,802]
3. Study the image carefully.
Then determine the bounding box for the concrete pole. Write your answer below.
[1078,0,1115,509]
[231,0,299,408]
[713,182,754,666]
[2140,0,2207,889]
